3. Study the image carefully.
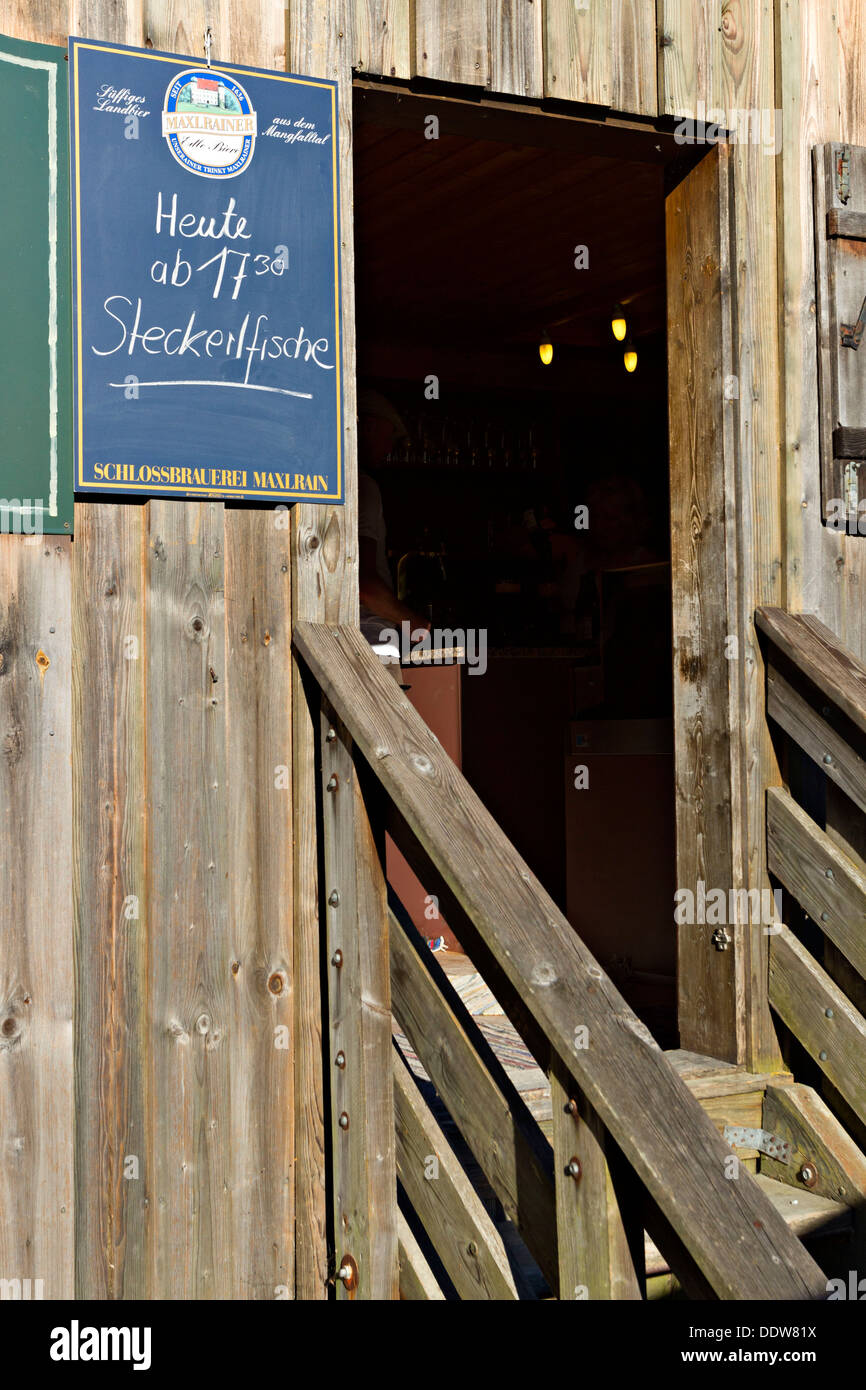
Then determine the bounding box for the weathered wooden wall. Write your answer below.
[777,0,866,657]
[2,0,299,1301]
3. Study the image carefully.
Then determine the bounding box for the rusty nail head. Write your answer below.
[564,1098,577,1116]
[326,774,338,792]
[339,1111,349,1130]
[332,949,343,968]
[326,726,336,742]
[566,1157,582,1180]
[799,1164,818,1189]
[328,889,340,907]
[337,1254,358,1292]
[335,1050,346,1069]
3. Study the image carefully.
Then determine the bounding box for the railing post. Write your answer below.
[550,1055,643,1300]
[319,698,398,1299]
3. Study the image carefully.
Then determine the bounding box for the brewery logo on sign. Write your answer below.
[161,68,256,178]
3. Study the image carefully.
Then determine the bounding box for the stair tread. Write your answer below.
[750,1174,852,1237]
[645,1174,851,1278]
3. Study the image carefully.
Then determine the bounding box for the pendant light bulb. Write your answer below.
[611,304,627,342]
[539,340,553,366]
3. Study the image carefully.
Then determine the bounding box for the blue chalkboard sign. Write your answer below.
[70,37,342,504]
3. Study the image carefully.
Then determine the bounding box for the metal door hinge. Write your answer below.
[837,146,851,204]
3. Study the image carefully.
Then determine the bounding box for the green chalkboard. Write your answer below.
[0,33,72,534]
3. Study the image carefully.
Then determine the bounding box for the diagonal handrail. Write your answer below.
[294,621,827,1300]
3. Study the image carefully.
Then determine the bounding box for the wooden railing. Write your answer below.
[293,620,826,1300]
[757,608,866,1145]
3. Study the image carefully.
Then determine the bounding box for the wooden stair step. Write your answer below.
[645,1174,852,1278]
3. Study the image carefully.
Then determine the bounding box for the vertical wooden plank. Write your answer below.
[141,2,283,71]
[292,661,328,1298]
[72,504,148,1300]
[544,0,656,113]
[320,707,397,1299]
[0,536,73,1300]
[320,706,368,1298]
[222,0,285,68]
[610,0,658,116]
[414,0,490,87]
[543,0,611,105]
[353,764,398,1297]
[3,1,69,45]
[224,510,294,1298]
[354,0,412,80]
[71,0,145,44]
[489,0,543,99]
[720,0,785,1072]
[658,0,724,117]
[286,0,359,630]
[286,0,361,1297]
[550,1057,641,1300]
[145,499,231,1298]
[667,144,743,1062]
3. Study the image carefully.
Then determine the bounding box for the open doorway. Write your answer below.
[353,84,702,1048]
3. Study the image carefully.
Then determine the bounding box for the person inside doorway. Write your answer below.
[358,388,430,658]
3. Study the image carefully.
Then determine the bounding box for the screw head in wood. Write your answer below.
[339,1111,349,1130]
[332,949,343,968]
[566,1157,582,1181]
[564,1099,577,1115]
[819,1049,828,1061]
[823,754,833,765]
[336,1254,358,1292]
[335,1051,346,1069]
[798,1164,818,1189]
[326,726,336,743]
[326,774,339,792]
[328,889,341,907]
[825,1007,834,1018]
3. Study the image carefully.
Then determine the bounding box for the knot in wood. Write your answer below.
[196,1013,211,1035]
[0,1014,21,1045]
[410,752,434,777]
[267,972,285,995]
